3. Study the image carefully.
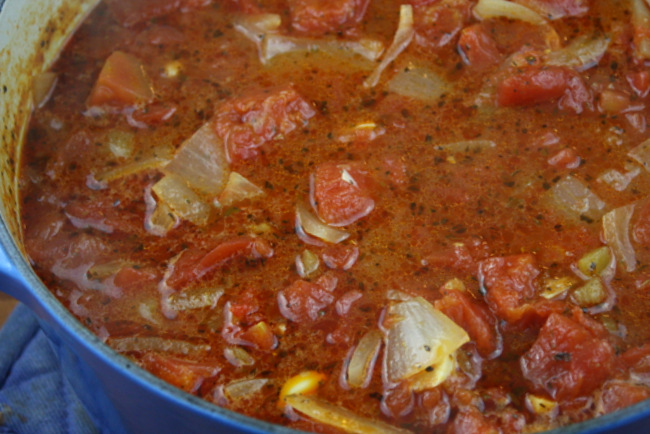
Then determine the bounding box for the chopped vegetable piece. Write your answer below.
[224,346,255,367]
[457,24,501,70]
[285,394,412,434]
[140,352,220,394]
[631,0,650,59]
[152,174,212,226]
[629,138,650,171]
[549,175,606,221]
[384,297,469,382]
[387,65,450,101]
[264,35,384,66]
[288,0,370,36]
[277,278,336,323]
[570,277,608,307]
[240,321,277,351]
[525,394,558,416]
[279,371,326,405]
[408,353,457,392]
[223,378,269,401]
[164,123,230,196]
[512,0,589,20]
[577,247,612,277]
[109,336,210,355]
[105,130,135,158]
[364,4,414,88]
[296,202,350,244]
[168,287,224,311]
[87,51,154,108]
[144,186,179,237]
[602,205,637,272]
[95,146,173,183]
[546,34,610,72]
[474,0,547,25]
[216,172,264,207]
[194,237,274,279]
[540,276,577,299]
[296,249,320,278]
[347,330,382,388]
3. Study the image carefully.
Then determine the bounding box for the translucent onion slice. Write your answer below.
[347,330,382,388]
[224,346,256,367]
[106,130,135,158]
[234,13,283,60]
[223,378,269,401]
[108,336,210,355]
[408,353,457,392]
[164,123,230,196]
[285,395,412,434]
[384,297,469,383]
[512,0,587,20]
[168,287,224,311]
[364,4,414,88]
[629,138,650,171]
[549,175,606,220]
[32,71,58,109]
[387,65,450,102]
[152,174,212,226]
[296,249,320,278]
[95,146,173,182]
[546,34,610,71]
[597,165,641,192]
[473,0,547,25]
[144,185,179,237]
[216,172,264,207]
[296,202,349,244]
[263,35,384,66]
[603,204,637,272]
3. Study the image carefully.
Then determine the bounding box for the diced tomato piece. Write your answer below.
[311,161,375,226]
[620,343,650,380]
[633,200,650,247]
[240,321,277,351]
[65,196,144,235]
[381,382,414,418]
[434,289,501,358]
[228,288,261,321]
[411,0,471,49]
[130,103,177,126]
[547,148,581,169]
[449,407,499,434]
[288,0,370,35]
[334,290,363,316]
[458,24,501,70]
[140,352,220,393]
[277,279,336,323]
[322,244,359,270]
[478,254,540,323]
[106,0,211,27]
[424,242,479,275]
[113,266,160,291]
[419,388,451,426]
[497,66,591,113]
[521,312,615,401]
[195,237,273,279]
[214,87,316,162]
[600,382,650,414]
[87,51,154,108]
[628,71,650,98]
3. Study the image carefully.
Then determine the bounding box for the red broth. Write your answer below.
[19,0,650,431]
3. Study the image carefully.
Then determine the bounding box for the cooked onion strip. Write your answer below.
[347,330,382,389]
[364,5,414,88]
[163,123,230,196]
[603,204,637,272]
[387,65,450,102]
[216,172,264,207]
[629,138,650,171]
[549,176,606,220]
[383,297,469,383]
[296,202,349,244]
[474,0,547,25]
[546,35,610,71]
[286,394,412,434]
[152,174,212,226]
[167,287,224,311]
[95,146,172,182]
[108,336,210,355]
[264,35,384,65]
[223,378,269,401]
[144,185,179,237]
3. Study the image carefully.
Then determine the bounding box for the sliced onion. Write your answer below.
[87,260,132,281]
[387,65,450,102]
[347,330,382,389]
[144,185,179,237]
[296,202,349,244]
[95,146,173,182]
[106,130,135,158]
[632,0,650,59]
[167,287,224,311]
[296,249,320,278]
[164,123,230,196]
[108,336,210,355]
[216,172,264,207]
[512,0,587,20]
[549,175,606,220]
[285,394,411,434]
[435,140,496,153]
[264,35,384,66]
[364,4,414,88]
[383,297,469,383]
[223,378,269,401]
[597,164,641,192]
[546,34,610,72]
[628,138,650,171]
[408,353,457,392]
[152,174,212,226]
[234,13,283,60]
[474,0,547,25]
[603,204,637,272]
[32,71,58,109]
[224,346,256,367]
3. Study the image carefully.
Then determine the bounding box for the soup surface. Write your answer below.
[19,0,650,432]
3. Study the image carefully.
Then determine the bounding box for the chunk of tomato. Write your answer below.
[411,0,471,49]
[311,161,375,226]
[140,352,220,394]
[288,0,370,35]
[478,254,540,323]
[87,51,153,108]
[277,278,337,323]
[214,87,316,162]
[458,24,501,70]
[497,66,591,113]
[521,312,615,401]
[520,0,590,19]
[600,382,650,414]
[434,288,501,358]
